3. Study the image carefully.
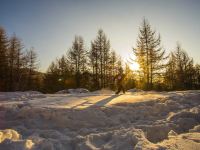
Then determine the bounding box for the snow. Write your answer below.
[0,129,20,143]
[0,91,46,101]
[127,88,143,92]
[56,88,90,94]
[0,90,200,149]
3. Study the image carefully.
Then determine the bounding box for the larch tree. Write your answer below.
[68,36,87,88]
[133,19,166,90]
[43,61,60,93]
[109,50,117,88]
[26,47,38,90]
[0,27,9,91]
[165,52,177,90]
[194,64,200,89]
[8,34,23,91]
[90,41,100,89]
[166,43,195,90]
[90,29,111,88]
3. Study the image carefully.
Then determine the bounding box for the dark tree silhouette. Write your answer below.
[133,19,167,90]
[0,27,9,91]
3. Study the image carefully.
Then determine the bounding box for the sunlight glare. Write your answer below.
[129,62,140,71]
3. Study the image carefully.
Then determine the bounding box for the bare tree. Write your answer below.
[134,19,166,89]
[0,27,9,91]
[26,47,38,89]
[68,36,87,87]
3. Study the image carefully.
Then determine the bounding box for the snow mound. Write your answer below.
[189,125,200,132]
[0,91,46,101]
[158,132,200,150]
[0,129,34,150]
[56,88,89,94]
[92,89,115,95]
[55,90,69,94]
[168,130,178,138]
[1,128,199,150]
[0,129,20,143]
[127,88,143,92]
[74,127,150,150]
[0,127,157,150]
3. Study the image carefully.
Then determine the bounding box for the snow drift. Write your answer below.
[0,90,200,149]
[0,91,46,101]
[56,88,89,94]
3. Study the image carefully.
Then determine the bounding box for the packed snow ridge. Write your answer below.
[0,90,200,150]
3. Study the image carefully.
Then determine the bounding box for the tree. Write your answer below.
[165,43,196,90]
[165,52,176,90]
[194,64,200,89]
[43,53,79,93]
[0,27,42,92]
[43,62,60,93]
[0,27,9,91]
[90,29,111,88]
[133,19,166,90]
[124,63,136,90]
[108,50,118,89]
[26,47,39,90]
[68,36,87,88]
[90,41,100,89]
[8,34,23,91]
[102,34,110,87]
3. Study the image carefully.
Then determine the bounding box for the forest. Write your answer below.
[0,19,200,93]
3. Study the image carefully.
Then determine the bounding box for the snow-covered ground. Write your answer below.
[0,90,200,149]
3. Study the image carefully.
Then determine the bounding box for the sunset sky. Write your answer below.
[0,0,200,72]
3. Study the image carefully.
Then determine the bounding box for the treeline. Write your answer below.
[0,27,41,91]
[43,30,135,93]
[134,19,200,90]
[1,18,200,92]
[165,43,200,90]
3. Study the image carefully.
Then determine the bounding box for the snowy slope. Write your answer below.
[0,90,200,149]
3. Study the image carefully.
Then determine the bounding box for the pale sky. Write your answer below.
[0,0,200,72]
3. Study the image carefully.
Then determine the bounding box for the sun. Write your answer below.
[129,62,140,71]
